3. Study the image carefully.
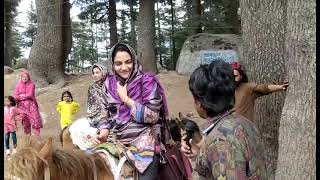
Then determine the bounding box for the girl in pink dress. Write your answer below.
[4,96,20,156]
[14,70,42,137]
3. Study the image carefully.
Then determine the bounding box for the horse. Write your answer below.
[7,137,114,180]
[59,118,137,180]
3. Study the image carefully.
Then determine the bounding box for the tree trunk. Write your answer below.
[275,0,316,179]
[28,0,72,88]
[239,0,287,178]
[156,2,162,68]
[170,0,177,69]
[129,0,137,51]
[224,0,241,34]
[108,0,118,47]
[137,0,158,73]
[191,0,202,34]
[185,0,192,20]
[4,1,12,67]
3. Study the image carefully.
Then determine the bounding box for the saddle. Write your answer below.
[68,118,135,179]
[93,142,135,180]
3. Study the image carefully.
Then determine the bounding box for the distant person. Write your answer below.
[56,91,80,129]
[14,70,42,137]
[181,60,268,179]
[64,63,110,150]
[230,61,289,122]
[86,63,109,130]
[4,96,21,156]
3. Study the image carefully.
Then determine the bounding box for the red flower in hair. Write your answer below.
[230,62,242,70]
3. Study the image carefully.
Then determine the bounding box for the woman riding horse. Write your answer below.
[92,43,169,180]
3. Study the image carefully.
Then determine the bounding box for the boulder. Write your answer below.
[176,33,241,75]
[4,66,14,74]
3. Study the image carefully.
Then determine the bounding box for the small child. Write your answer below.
[4,96,21,156]
[56,91,80,129]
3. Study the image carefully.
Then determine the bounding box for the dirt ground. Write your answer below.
[4,70,205,179]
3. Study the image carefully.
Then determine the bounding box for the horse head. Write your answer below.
[168,112,202,144]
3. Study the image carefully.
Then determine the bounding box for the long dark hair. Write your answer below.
[61,91,73,102]
[189,60,235,117]
[4,96,16,106]
[237,69,249,83]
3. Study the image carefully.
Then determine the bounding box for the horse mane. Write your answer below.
[8,136,47,180]
[8,137,111,180]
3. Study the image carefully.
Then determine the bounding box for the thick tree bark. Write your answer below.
[4,1,13,67]
[191,0,202,34]
[28,0,72,87]
[129,0,137,51]
[240,0,287,178]
[275,0,316,179]
[170,0,177,69]
[156,2,162,68]
[108,0,118,47]
[137,0,158,73]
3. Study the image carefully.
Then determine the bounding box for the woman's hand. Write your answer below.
[116,82,128,102]
[92,129,109,144]
[281,82,289,90]
[181,135,200,160]
[116,82,135,108]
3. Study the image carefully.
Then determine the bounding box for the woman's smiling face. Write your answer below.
[113,51,133,80]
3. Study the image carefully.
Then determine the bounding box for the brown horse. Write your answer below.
[7,137,114,180]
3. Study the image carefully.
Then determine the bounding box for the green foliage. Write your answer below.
[22,1,37,48]
[66,21,99,72]
[77,1,108,24]
[118,10,130,43]
[11,25,24,64]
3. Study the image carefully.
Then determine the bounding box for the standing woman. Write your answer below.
[230,61,289,122]
[93,43,169,180]
[14,70,42,137]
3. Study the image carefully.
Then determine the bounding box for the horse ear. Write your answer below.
[178,112,183,119]
[39,137,53,158]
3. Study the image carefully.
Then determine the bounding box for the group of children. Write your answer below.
[4,92,80,155]
[4,70,81,157]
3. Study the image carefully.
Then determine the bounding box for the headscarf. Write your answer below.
[15,70,38,106]
[91,62,109,83]
[104,43,169,125]
[230,61,242,70]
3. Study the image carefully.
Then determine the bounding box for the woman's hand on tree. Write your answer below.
[281,82,289,90]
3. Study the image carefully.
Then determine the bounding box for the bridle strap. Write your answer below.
[44,166,50,180]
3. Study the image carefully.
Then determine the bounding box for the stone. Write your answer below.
[4,66,14,74]
[176,33,241,75]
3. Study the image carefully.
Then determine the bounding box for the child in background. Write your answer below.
[56,91,80,129]
[4,96,21,156]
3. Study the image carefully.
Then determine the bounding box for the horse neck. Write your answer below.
[91,153,114,180]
